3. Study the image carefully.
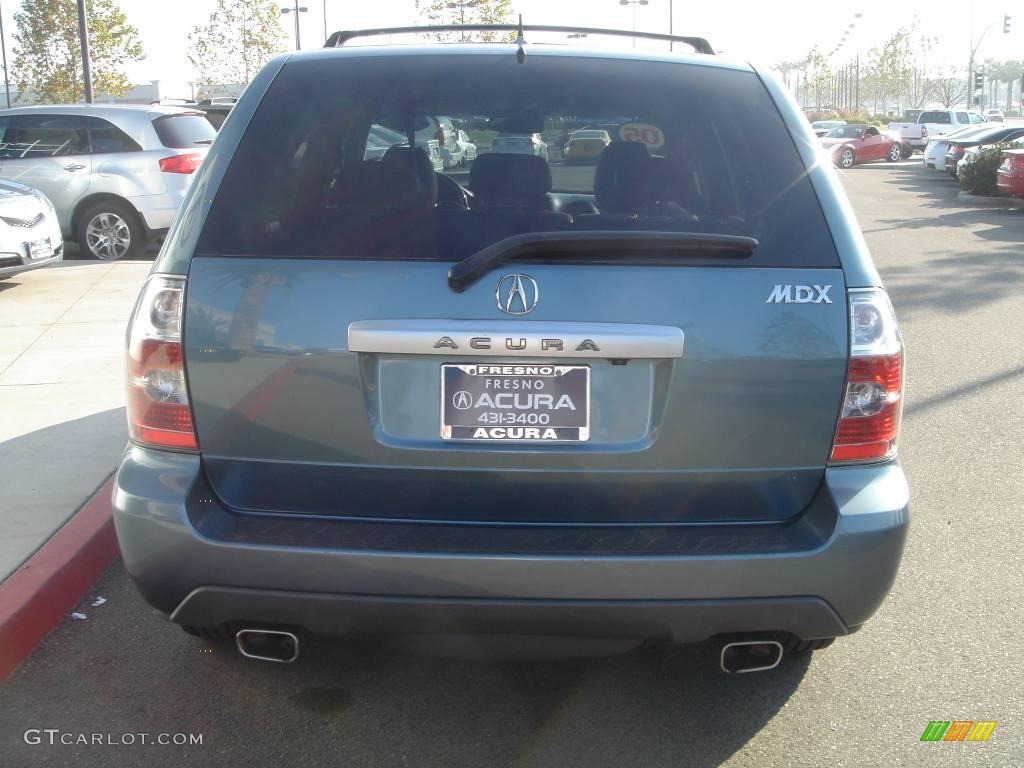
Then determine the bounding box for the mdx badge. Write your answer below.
[765,285,833,304]
[496,274,539,315]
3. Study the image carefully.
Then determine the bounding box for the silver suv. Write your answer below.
[0,104,215,260]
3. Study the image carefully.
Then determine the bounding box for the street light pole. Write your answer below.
[0,1,10,108]
[75,0,93,103]
[618,0,649,48]
[280,1,308,50]
[668,0,673,51]
[323,0,327,43]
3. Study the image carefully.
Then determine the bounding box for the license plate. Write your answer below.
[441,364,590,442]
[27,238,52,260]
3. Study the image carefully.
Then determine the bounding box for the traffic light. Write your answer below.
[1004,15,1012,34]
[974,72,984,90]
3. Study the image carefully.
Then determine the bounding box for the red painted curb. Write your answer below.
[0,476,119,681]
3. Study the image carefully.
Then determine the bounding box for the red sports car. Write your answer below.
[996,148,1024,197]
[820,125,903,168]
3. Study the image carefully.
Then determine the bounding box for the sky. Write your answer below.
[0,0,1020,86]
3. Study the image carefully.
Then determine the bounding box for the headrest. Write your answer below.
[594,141,657,215]
[382,146,437,205]
[469,153,552,203]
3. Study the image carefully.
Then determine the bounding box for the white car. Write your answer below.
[984,109,1004,123]
[0,179,63,278]
[889,109,985,150]
[453,129,477,165]
[922,125,991,171]
[415,116,459,168]
[489,132,549,161]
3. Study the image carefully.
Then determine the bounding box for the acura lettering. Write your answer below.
[433,336,601,353]
[473,393,577,411]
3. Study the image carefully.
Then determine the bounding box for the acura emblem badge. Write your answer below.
[496,274,539,315]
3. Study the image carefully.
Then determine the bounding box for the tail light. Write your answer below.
[921,126,928,138]
[159,152,203,174]
[125,275,197,450]
[830,289,904,464]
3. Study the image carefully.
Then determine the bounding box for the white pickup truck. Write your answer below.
[888,109,986,150]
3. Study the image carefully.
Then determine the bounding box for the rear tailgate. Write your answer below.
[182,53,849,526]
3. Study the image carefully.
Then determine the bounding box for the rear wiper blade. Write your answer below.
[447,230,759,292]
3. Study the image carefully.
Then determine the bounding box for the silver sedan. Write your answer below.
[0,179,63,278]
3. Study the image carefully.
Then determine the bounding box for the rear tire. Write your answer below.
[839,148,855,168]
[76,199,146,261]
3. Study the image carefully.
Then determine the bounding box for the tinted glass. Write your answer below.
[87,116,141,153]
[4,114,88,157]
[956,112,969,122]
[199,54,838,268]
[920,111,952,124]
[152,114,216,148]
[204,111,228,130]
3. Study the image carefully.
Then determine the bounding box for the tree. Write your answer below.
[802,47,832,111]
[903,20,936,110]
[415,0,514,41]
[985,59,1024,111]
[188,0,285,95]
[12,0,143,103]
[868,28,914,115]
[927,73,968,107]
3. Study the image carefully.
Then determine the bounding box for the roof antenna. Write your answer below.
[514,14,526,63]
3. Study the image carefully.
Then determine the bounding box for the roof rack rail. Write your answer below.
[323,24,714,55]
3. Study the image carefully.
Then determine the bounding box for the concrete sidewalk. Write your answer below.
[0,259,150,581]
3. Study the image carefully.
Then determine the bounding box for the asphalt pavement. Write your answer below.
[1,161,1021,768]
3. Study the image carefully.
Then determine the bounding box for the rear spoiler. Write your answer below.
[325,23,714,55]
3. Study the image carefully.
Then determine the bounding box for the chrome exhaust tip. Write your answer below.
[235,628,300,664]
[719,640,784,674]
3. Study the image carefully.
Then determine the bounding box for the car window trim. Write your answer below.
[6,113,90,159]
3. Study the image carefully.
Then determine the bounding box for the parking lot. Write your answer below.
[0,161,1020,767]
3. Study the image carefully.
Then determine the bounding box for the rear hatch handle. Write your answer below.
[447,230,759,292]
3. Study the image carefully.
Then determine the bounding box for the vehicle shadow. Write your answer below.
[2,557,812,768]
[59,240,159,262]
[0,409,127,581]
[878,166,963,207]
[882,243,1024,316]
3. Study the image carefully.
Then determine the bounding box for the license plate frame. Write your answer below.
[440,363,591,443]
[27,238,53,260]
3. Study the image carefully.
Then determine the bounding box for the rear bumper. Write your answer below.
[128,187,186,233]
[113,445,909,642]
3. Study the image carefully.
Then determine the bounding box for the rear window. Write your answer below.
[152,113,216,148]
[198,54,838,268]
[920,111,952,124]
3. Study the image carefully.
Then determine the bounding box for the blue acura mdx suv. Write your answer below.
[113,25,908,672]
